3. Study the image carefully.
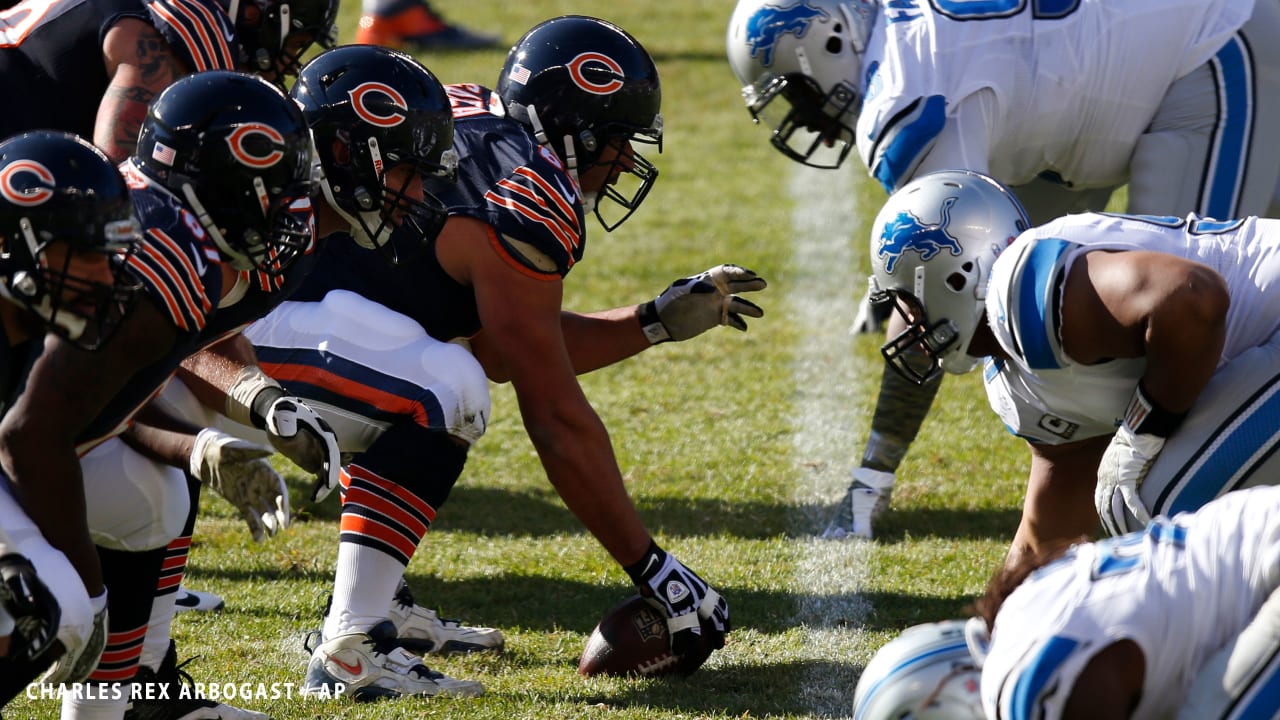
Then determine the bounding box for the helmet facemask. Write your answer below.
[746,72,858,169]
[871,285,966,385]
[318,135,457,265]
[571,121,662,231]
[3,215,142,350]
[726,0,874,169]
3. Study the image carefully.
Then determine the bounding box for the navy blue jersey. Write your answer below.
[0,0,239,139]
[75,160,314,449]
[293,83,586,342]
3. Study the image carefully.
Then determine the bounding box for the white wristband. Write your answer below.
[225,365,283,427]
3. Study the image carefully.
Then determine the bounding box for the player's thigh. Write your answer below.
[1131,0,1280,218]
[80,438,188,551]
[1144,339,1280,520]
[244,291,490,450]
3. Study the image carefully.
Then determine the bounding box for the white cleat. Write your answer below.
[821,468,895,540]
[390,581,504,655]
[302,620,485,702]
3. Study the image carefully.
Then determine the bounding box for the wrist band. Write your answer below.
[1123,381,1187,438]
[624,539,665,584]
[638,301,671,344]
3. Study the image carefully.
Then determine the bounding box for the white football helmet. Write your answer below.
[726,0,875,169]
[868,170,1029,384]
[853,620,985,720]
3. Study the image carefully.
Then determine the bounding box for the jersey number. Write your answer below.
[929,0,1080,21]
[1091,519,1187,580]
[0,0,67,47]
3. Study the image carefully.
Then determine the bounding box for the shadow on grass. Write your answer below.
[565,659,858,718]
[292,486,1021,542]
[181,567,976,641]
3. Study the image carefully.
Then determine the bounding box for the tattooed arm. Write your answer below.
[96,19,190,163]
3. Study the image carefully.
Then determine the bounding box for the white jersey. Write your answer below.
[857,0,1254,193]
[984,212,1280,445]
[982,485,1280,720]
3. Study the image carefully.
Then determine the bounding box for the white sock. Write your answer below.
[322,543,406,640]
[138,592,178,672]
[60,684,127,720]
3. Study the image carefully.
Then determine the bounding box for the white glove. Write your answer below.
[264,397,341,503]
[1095,424,1163,536]
[625,542,730,656]
[190,428,290,542]
[639,264,766,343]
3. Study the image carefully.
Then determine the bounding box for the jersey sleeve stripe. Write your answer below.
[142,228,213,316]
[483,224,564,279]
[1005,635,1080,720]
[485,189,577,256]
[491,174,579,242]
[869,94,947,194]
[513,166,579,228]
[147,0,236,71]
[127,246,209,332]
[1011,239,1074,370]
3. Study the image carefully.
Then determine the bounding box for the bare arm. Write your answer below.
[0,300,177,595]
[97,19,190,163]
[1007,436,1111,569]
[1062,639,1145,719]
[176,333,261,412]
[120,401,204,468]
[470,307,651,383]
[1060,250,1228,413]
[444,217,650,566]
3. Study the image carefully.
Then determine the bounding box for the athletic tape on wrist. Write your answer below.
[225,365,284,429]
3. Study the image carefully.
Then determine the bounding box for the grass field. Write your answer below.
[12,2,1040,718]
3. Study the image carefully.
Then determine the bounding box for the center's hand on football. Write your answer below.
[639,264,766,343]
[625,542,730,656]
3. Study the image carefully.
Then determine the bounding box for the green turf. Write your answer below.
[11,2,1062,717]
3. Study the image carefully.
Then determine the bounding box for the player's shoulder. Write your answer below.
[139,0,239,71]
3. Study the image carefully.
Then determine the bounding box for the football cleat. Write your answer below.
[390,581,504,655]
[353,0,501,51]
[124,640,268,720]
[301,620,485,702]
[173,587,225,613]
[821,468,895,540]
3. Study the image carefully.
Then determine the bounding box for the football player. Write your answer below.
[0,72,327,720]
[855,485,1280,719]
[0,0,338,162]
[174,20,761,699]
[0,130,144,708]
[867,169,1280,568]
[725,0,1280,540]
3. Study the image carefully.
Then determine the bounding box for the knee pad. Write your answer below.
[81,440,189,551]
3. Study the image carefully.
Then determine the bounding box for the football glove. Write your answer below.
[190,428,290,542]
[639,264,766,343]
[264,397,342,504]
[1095,424,1162,536]
[625,542,730,656]
[43,599,107,685]
[0,553,60,664]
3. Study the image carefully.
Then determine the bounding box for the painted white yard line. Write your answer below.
[787,163,879,716]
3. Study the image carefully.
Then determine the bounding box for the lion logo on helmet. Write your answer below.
[744,1,828,67]
[877,196,962,274]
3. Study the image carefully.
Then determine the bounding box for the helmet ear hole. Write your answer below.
[946,272,967,292]
[826,34,844,54]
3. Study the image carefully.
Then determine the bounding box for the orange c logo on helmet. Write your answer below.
[0,160,55,206]
[567,52,625,95]
[225,124,286,169]
[349,82,409,128]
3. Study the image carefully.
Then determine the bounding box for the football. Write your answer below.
[577,595,713,678]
